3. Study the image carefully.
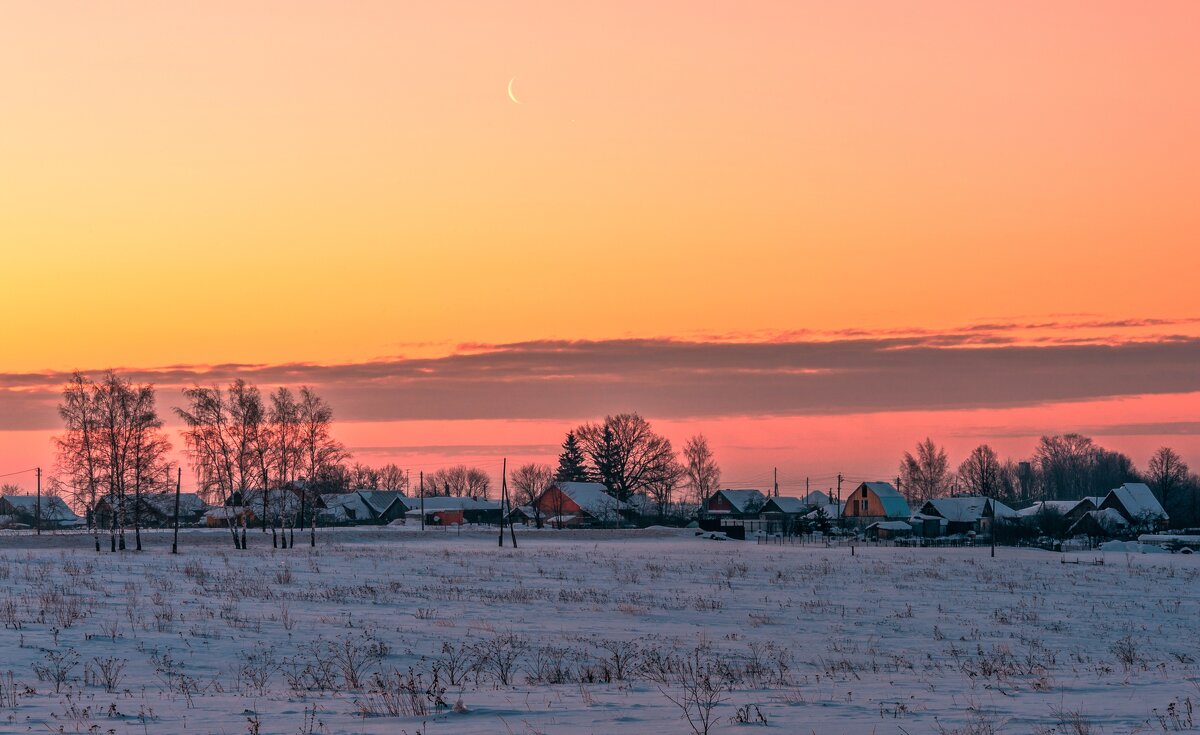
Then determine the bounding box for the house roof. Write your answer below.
[356,490,408,515]
[867,521,913,531]
[1,495,81,521]
[711,488,767,513]
[1068,508,1130,536]
[761,496,808,514]
[1105,482,1167,521]
[804,490,831,507]
[547,482,626,519]
[803,501,844,519]
[322,493,371,518]
[1016,500,1081,517]
[857,482,911,518]
[921,497,1018,523]
[141,492,206,516]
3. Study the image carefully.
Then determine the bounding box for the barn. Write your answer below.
[841,482,910,527]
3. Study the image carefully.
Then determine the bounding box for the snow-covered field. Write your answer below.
[0,527,1197,735]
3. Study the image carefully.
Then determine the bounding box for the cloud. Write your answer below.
[4,333,1200,431]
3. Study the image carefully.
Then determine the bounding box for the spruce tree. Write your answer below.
[593,425,622,498]
[555,431,590,483]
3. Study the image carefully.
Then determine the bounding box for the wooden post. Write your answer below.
[171,466,181,554]
[419,471,425,531]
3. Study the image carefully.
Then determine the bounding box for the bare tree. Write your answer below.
[900,438,952,502]
[957,444,1002,497]
[377,464,408,492]
[1034,434,1097,500]
[268,387,302,548]
[54,374,105,551]
[1147,447,1189,513]
[682,435,721,508]
[176,385,250,549]
[349,463,381,490]
[297,387,345,547]
[510,463,553,527]
[576,414,678,502]
[428,465,491,498]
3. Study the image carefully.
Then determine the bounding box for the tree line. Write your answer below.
[899,435,1200,526]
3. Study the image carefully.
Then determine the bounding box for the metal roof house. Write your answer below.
[841,482,910,526]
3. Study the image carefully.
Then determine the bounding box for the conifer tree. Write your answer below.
[555,431,591,482]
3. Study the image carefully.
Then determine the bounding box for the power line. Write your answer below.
[0,467,38,480]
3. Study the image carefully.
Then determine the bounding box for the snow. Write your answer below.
[1104,482,1168,522]
[1016,500,1082,517]
[920,496,1016,522]
[0,529,1198,733]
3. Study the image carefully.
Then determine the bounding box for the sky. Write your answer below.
[1,2,1198,493]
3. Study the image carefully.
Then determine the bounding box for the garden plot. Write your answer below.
[0,528,1197,734]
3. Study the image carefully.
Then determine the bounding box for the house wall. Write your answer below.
[534,487,583,516]
[842,486,889,518]
[707,494,734,513]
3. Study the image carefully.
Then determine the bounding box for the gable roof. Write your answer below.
[921,497,1018,523]
[712,488,767,513]
[1104,482,1167,521]
[0,495,81,521]
[804,490,831,507]
[322,492,371,519]
[856,482,911,518]
[553,482,625,518]
[1016,499,1080,517]
[140,492,206,517]
[761,496,808,514]
[356,490,408,515]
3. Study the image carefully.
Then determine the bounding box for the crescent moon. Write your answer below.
[507,76,521,105]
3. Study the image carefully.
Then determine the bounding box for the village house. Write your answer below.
[841,482,910,527]
[915,496,1017,536]
[757,496,811,534]
[136,492,207,527]
[704,489,767,518]
[1099,482,1168,530]
[355,490,409,524]
[1067,508,1131,539]
[404,496,502,526]
[0,494,83,529]
[533,482,626,528]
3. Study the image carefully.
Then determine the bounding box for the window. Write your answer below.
[861,499,868,511]
[862,488,868,497]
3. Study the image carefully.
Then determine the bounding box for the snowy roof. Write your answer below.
[141,492,206,516]
[804,490,831,507]
[761,496,808,514]
[712,488,767,513]
[1068,508,1130,536]
[1104,483,1167,521]
[554,482,626,518]
[921,497,1017,522]
[322,493,371,518]
[867,521,913,531]
[858,483,910,518]
[0,495,80,521]
[1015,500,1080,517]
[803,502,843,519]
[356,490,408,515]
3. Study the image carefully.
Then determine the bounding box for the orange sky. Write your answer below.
[1,2,1198,487]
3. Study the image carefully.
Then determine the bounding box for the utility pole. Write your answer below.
[896,475,904,504]
[837,473,844,524]
[499,458,506,547]
[419,471,425,531]
[988,497,998,559]
[773,467,778,498]
[35,467,41,536]
[171,466,182,554]
[805,476,810,505]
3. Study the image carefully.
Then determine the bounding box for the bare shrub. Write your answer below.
[644,646,729,735]
[32,648,79,693]
[85,656,127,693]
